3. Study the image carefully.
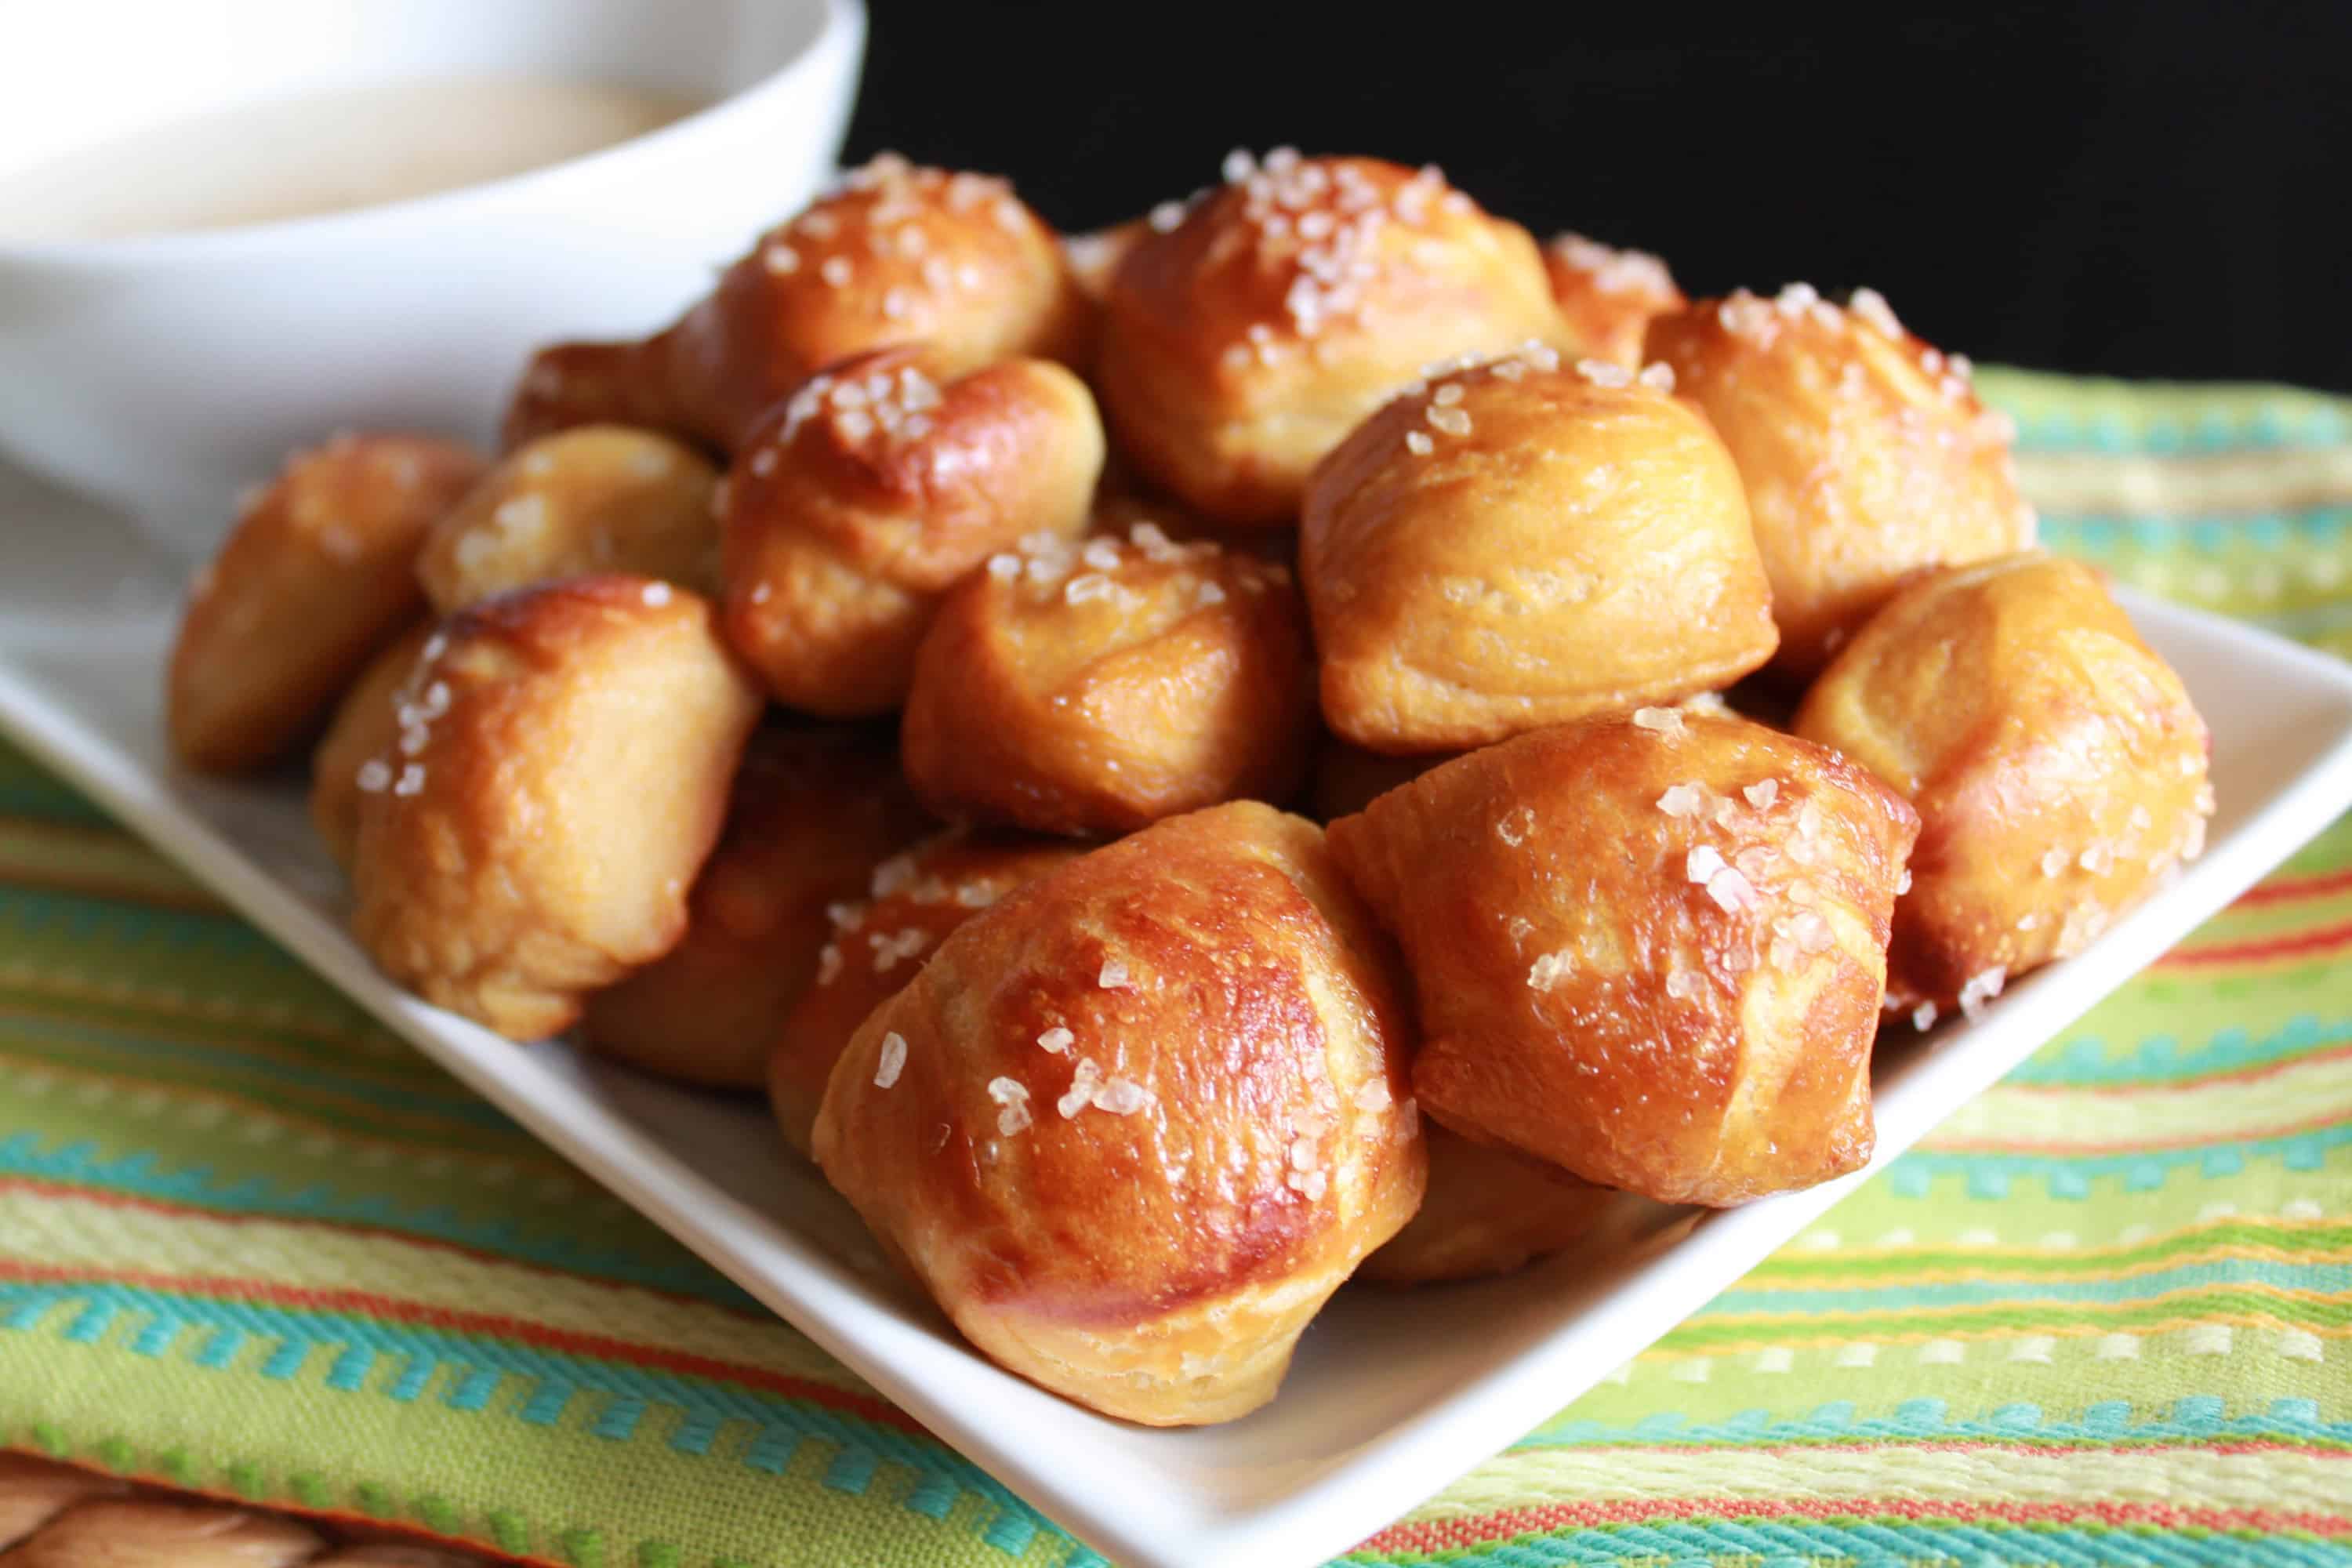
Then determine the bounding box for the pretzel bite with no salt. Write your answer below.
[1356,1124,1617,1285]
[899,524,1313,836]
[812,801,1425,1425]
[1795,553,2214,1020]
[575,724,934,1088]
[349,576,761,1040]
[1328,711,1918,1207]
[416,426,720,611]
[768,829,1085,1156]
[1098,151,1565,526]
[720,347,1105,715]
[1542,233,1686,368]
[1301,345,1779,753]
[1646,285,2038,677]
[503,154,1090,455]
[168,433,485,771]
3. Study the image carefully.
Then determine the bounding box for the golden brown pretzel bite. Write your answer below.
[720,347,1105,715]
[1646,285,2038,677]
[309,620,433,872]
[898,522,1313,835]
[812,801,1425,1425]
[1542,233,1685,368]
[1301,345,1779,753]
[1328,712,1918,1207]
[576,724,934,1088]
[168,433,485,771]
[1356,1124,1618,1285]
[1795,553,2214,1018]
[768,828,1084,1156]
[1098,151,1565,526]
[416,426,719,611]
[350,575,760,1040]
[503,154,1090,455]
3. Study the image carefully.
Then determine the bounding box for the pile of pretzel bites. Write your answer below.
[166,151,2213,1426]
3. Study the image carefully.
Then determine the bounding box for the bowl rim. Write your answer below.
[0,0,866,265]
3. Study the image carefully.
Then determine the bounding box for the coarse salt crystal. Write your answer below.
[1686,845,1728,884]
[1896,868,1913,895]
[1427,407,1472,437]
[1957,966,2006,1021]
[1657,783,1704,818]
[1638,361,1676,392]
[1093,1076,1150,1115]
[1098,959,1131,989]
[1528,951,1570,991]
[1706,866,1758,913]
[815,944,842,985]
[2040,848,2071,878]
[641,581,672,607]
[355,760,391,793]
[873,1032,907,1087]
[1354,1079,1393,1112]
[1065,572,1113,604]
[987,553,1021,580]
[1912,1001,1939,1032]
[393,764,425,797]
[1632,706,1686,736]
[1194,579,1228,608]
[987,1076,1032,1135]
[1744,779,1780,809]
[1497,804,1537,846]
[1037,1026,1074,1054]
[1404,430,1435,456]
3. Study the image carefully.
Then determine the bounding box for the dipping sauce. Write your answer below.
[0,76,702,244]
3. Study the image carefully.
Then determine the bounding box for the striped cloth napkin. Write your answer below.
[3,367,2349,1566]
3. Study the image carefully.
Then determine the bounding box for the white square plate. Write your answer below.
[8,460,2352,1568]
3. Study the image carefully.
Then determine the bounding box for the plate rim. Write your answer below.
[2,583,2350,1568]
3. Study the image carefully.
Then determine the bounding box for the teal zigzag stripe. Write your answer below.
[1704,1258,2352,1317]
[1517,1393,2347,1451]
[1343,1517,2352,1567]
[2003,397,2350,458]
[2009,1017,2351,1088]
[0,1281,1063,1560]
[2041,507,2352,551]
[1884,1123,2352,1201]
[0,1133,753,1308]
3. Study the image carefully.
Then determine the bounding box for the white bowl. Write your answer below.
[0,0,866,552]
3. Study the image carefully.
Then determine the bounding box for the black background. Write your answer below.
[841,2,2352,390]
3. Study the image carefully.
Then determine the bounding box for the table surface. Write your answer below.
[3,366,2350,1568]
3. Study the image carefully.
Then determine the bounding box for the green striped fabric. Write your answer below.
[4,368,2351,1566]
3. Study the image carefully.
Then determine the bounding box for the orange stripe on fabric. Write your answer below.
[1357,1494,2352,1552]
[0,1260,925,1437]
[2156,915,2352,967]
[2231,866,2352,907]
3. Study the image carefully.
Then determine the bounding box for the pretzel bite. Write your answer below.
[768,829,1083,1155]
[721,348,1105,714]
[1646,285,2038,676]
[310,621,433,871]
[899,524,1313,835]
[167,433,485,771]
[1063,218,1146,307]
[1795,553,2214,1017]
[350,576,761,1039]
[576,724,933,1088]
[812,801,1425,1425]
[1301,346,1779,753]
[1328,712,1917,1206]
[1542,233,1685,368]
[1357,1125,1615,1285]
[1098,151,1565,526]
[416,426,719,612]
[503,154,1089,455]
